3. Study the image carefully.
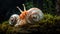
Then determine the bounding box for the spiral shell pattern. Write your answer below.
[9,14,20,25]
[26,8,44,23]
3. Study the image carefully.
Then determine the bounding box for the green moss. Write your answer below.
[0,14,60,33]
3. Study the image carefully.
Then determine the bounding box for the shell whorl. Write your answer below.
[9,14,20,25]
[26,8,44,23]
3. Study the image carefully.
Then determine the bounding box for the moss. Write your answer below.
[0,14,60,33]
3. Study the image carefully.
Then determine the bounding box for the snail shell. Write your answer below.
[9,14,20,26]
[26,8,44,23]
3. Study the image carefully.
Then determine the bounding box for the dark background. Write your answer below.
[0,0,25,23]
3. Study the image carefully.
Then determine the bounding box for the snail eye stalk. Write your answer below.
[22,4,26,11]
[16,6,23,13]
[16,4,27,13]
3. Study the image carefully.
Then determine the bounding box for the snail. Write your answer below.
[9,4,44,27]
